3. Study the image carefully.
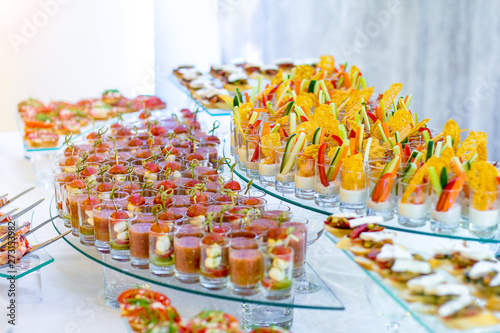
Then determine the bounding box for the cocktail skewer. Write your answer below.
[1,187,35,207]
[24,230,71,255]
[0,199,44,224]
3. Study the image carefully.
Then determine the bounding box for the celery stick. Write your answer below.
[250,87,257,105]
[257,76,262,93]
[289,112,297,134]
[364,137,372,163]
[427,166,443,197]
[360,103,371,131]
[270,123,280,134]
[300,80,308,93]
[266,101,274,114]
[319,80,331,101]
[422,130,430,145]
[406,95,413,108]
[359,77,367,89]
[331,103,338,118]
[338,124,347,141]
[434,141,443,157]
[377,123,388,143]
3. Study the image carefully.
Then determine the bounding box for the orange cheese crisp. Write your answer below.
[294,65,315,81]
[382,83,402,110]
[261,133,281,164]
[341,153,365,190]
[318,55,335,75]
[387,109,413,133]
[457,131,487,161]
[467,161,498,210]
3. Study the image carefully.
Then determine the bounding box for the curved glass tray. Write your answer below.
[0,212,54,280]
[231,162,500,244]
[49,197,343,311]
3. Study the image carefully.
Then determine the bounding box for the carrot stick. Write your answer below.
[382,123,390,140]
[331,145,350,181]
[349,137,357,155]
[261,122,270,136]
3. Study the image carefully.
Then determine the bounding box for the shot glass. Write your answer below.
[129,219,153,269]
[314,157,340,207]
[258,142,280,187]
[261,245,294,300]
[367,170,397,221]
[93,203,112,253]
[339,167,367,215]
[174,224,203,283]
[149,222,175,276]
[397,181,429,227]
[280,217,308,278]
[109,211,137,261]
[430,189,461,234]
[294,154,316,200]
[245,135,260,179]
[78,196,102,246]
[468,188,499,238]
[275,147,296,194]
[200,233,230,290]
[229,237,262,296]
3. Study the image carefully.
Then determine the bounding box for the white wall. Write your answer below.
[0,0,154,132]
[154,0,220,106]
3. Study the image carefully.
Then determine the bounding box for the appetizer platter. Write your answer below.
[49,106,343,311]
[174,55,500,245]
[324,213,500,332]
[17,90,166,151]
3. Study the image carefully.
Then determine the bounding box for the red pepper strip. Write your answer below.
[497,176,500,185]
[278,126,288,139]
[403,145,411,163]
[330,134,343,146]
[331,80,337,89]
[250,139,260,162]
[366,111,377,124]
[419,127,432,139]
[348,129,356,139]
[330,145,350,181]
[317,143,329,187]
[351,224,368,239]
[245,92,250,103]
[254,119,261,129]
[262,93,268,107]
[266,84,280,101]
[299,116,308,122]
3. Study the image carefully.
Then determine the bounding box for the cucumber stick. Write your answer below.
[312,128,322,145]
[427,166,442,197]
[280,132,306,175]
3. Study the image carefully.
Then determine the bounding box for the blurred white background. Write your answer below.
[1,0,499,159]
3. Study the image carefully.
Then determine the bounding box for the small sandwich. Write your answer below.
[179,68,203,86]
[465,261,500,311]
[324,214,384,238]
[429,243,496,275]
[402,273,499,330]
[380,255,432,287]
[243,62,261,79]
[188,76,212,92]
[173,64,194,79]
[209,64,239,80]
[274,57,294,71]
[222,71,252,92]
[259,64,279,80]
[336,228,396,257]
[193,86,231,110]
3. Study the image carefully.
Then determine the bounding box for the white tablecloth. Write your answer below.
[0,130,427,333]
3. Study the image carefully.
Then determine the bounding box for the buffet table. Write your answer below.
[0,129,427,333]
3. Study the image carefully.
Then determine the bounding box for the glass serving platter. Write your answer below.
[0,211,54,280]
[324,231,500,333]
[49,197,344,311]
